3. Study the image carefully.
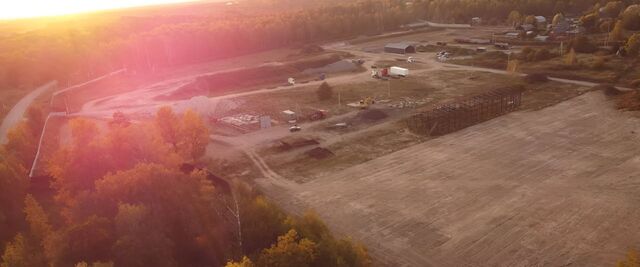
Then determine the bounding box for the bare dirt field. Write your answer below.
[256,91,640,266]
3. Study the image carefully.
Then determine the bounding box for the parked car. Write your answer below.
[289,125,302,132]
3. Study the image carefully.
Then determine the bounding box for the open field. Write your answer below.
[257,91,640,266]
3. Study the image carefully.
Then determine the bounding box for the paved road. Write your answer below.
[0,81,57,144]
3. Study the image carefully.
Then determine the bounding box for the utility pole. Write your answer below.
[605,22,611,47]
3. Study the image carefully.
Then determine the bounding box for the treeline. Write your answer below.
[0,108,370,266]
[424,0,607,24]
[0,0,422,90]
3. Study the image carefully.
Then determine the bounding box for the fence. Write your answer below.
[406,87,523,136]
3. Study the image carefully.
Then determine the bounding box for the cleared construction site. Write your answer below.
[27,23,640,266]
[258,92,640,266]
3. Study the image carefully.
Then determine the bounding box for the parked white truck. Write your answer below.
[389,66,409,77]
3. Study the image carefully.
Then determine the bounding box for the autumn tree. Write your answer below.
[603,1,625,18]
[580,12,600,32]
[1,233,47,267]
[316,82,333,101]
[286,211,372,267]
[112,204,175,267]
[43,216,114,266]
[552,13,564,25]
[257,229,317,267]
[5,105,44,169]
[23,195,52,247]
[617,249,639,267]
[47,117,180,211]
[565,48,578,65]
[179,110,209,162]
[95,163,232,266]
[610,20,626,42]
[155,106,181,150]
[506,10,522,26]
[524,15,537,26]
[225,256,255,267]
[155,107,209,162]
[240,194,288,255]
[626,33,640,57]
[0,149,27,246]
[0,195,51,267]
[622,5,640,30]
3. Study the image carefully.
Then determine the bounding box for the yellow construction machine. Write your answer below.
[358,97,375,109]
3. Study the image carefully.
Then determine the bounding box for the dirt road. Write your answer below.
[256,92,640,266]
[71,37,629,121]
[0,81,57,144]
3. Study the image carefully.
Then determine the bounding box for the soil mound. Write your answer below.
[305,147,334,159]
[355,109,388,123]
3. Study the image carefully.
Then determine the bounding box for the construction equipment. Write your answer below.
[308,109,327,121]
[371,67,389,79]
[289,124,302,132]
[358,97,375,109]
[389,66,409,77]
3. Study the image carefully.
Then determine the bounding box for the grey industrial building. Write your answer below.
[384,43,416,54]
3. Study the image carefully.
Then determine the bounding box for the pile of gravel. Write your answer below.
[305,147,334,159]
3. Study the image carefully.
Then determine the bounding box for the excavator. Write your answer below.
[358,97,375,109]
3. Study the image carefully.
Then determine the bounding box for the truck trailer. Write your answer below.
[389,66,409,77]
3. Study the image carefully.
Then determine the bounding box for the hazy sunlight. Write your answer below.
[0,0,198,20]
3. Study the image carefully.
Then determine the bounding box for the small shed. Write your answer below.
[282,110,297,123]
[384,43,416,54]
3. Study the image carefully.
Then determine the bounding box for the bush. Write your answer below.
[569,36,598,53]
[564,48,578,65]
[523,73,549,83]
[595,84,622,96]
[625,33,640,57]
[590,56,607,70]
[533,48,553,61]
[519,48,554,62]
[316,82,333,101]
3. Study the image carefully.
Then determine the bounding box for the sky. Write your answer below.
[0,0,200,20]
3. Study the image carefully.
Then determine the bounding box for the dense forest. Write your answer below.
[0,106,371,266]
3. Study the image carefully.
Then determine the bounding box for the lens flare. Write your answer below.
[0,0,198,20]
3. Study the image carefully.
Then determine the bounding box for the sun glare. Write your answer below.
[0,0,199,20]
